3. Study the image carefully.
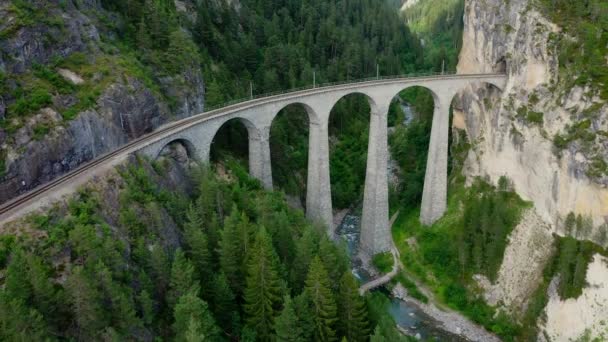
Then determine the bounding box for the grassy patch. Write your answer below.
[32,122,51,140]
[1,1,65,39]
[372,252,394,274]
[7,87,52,117]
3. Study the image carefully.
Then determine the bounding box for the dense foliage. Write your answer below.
[401,0,465,72]
[0,158,390,341]
[190,0,425,101]
[536,0,608,100]
[389,88,434,210]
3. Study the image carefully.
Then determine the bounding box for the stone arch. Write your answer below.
[326,91,379,210]
[449,80,504,113]
[495,57,508,74]
[329,91,379,115]
[210,116,260,165]
[273,101,320,125]
[156,138,196,160]
[385,84,443,128]
[388,84,442,112]
[268,103,313,202]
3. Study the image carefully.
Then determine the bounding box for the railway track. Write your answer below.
[0,73,505,221]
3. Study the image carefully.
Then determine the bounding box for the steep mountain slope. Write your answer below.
[400,0,464,71]
[455,0,608,339]
[0,0,204,204]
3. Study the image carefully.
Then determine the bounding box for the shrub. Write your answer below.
[8,88,52,117]
[32,122,51,140]
[372,252,393,274]
[526,111,544,125]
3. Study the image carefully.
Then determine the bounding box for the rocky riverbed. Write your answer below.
[392,284,501,342]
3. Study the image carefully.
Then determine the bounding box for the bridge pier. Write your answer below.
[249,126,273,190]
[306,119,333,234]
[420,95,451,226]
[360,104,391,256]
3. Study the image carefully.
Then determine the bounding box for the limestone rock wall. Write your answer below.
[541,254,608,341]
[456,0,608,231]
[457,0,608,338]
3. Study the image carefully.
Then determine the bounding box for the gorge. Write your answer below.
[0,0,607,341]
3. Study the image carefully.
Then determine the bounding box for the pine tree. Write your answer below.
[0,295,49,342]
[244,227,283,341]
[150,242,171,296]
[564,212,576,236]
[571,252,589,298]
[293,292,316,341]
[291,230,318,293]
[165,29,202,75]
[168,249,199,309]
[219,208,246,295]
[338,272,369,341]
[210,272,239,333]
[173,292,220,342]
[318,236,348,290]
[4,248,32,303]
[305,256,337,342]
[138,289,155,326]
[26,254,57,318]
[369,326,385,342]
[65,266,104,339]
[274,295,305,342]
[183,205,213,285]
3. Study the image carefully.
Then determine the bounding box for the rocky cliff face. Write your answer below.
[456,0,608,231]
[456,0,608,339]
[0,0,205,204]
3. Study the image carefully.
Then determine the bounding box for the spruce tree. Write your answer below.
[168,249,199,309]
[210,272,239,333]
[243,227,283,341]
[293,292,316,341]
[291,230,318,293]
[274,295,305,342]
[65,266,104,339]
[370,326,385,342]
[183,205,213,285]
[219,208,246,295]
[318,236,348,290]
[338,272,369,341]
[4,248,32,303]
[150,242,171,297]
[0,295,49,342]
[173,292,220,342]
[305,256,337,342]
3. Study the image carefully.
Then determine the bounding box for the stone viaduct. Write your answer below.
[139,74,506,256]
[0,74,506,257]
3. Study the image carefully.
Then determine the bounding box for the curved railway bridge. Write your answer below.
[0,73,506,256]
